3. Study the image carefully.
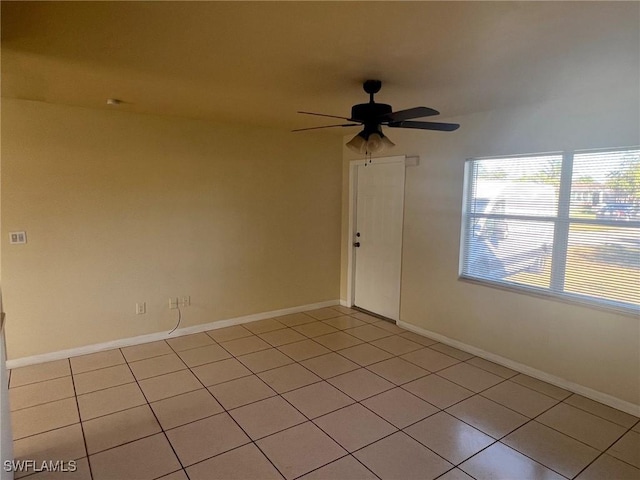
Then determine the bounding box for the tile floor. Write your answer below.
[7,306,640,480]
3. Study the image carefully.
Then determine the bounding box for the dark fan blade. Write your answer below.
[291,123,359,132]
[379,107,440,123]
[388,120,460,131]
[297,111,353,121]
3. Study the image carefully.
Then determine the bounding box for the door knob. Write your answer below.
[353,242,361,247]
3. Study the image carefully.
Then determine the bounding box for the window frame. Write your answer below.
[459,147,640,317]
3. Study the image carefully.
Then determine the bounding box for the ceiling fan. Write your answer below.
[293,80,460,155]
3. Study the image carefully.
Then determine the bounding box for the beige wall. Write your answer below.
[2,99,342,359]
[341,86,640,406]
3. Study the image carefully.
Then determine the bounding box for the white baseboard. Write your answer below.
[7,300,340,369]
[339,299,350,307]
[397,320,640,417]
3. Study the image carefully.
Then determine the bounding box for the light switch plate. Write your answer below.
[9,232,27,244]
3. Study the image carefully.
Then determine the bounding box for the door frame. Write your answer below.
[346,155,416,314]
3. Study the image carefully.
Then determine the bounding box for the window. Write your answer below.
[460,147,640,313]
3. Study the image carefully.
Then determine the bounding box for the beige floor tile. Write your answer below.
[151,389,223,430]
[404,374,474,409]
[206,324,253,342]
[258,363,321,393]
[299,455,376,480]
[244,318,287,334]
[77,382,146,421]
[12,398,79,440]
[177,343,231,367]
[401,348,460,372]
[314,403,396,452]
[366,357,429,385]
[13,424,86,469]
[90,433,181,480]
[128,353,186,380]
[276,312,316,327]
[237,348,293,373]
[301,352,359,379]
[608,430,640,468]
[220,335,272,356]
[446,395,528,439]
[399,331,439,347]
[166,332,215,352]
[257,421,346,479]
[537,403,626,450]
[209,375,276,410]
[313,331,363,350]
[338,343,393,366]
[191,358,252,386]
[351,312,381,323]
[277,339,331,361]
[362,388,438,428]
[186,443,283,480]
[459,442,564,480]
[510,374,571,400]
[437,468,475,480]
[26,457,91,480]
[70,350,125,374]
[371,320,406,334]
[258,328,306,346]
[323,315,366,330]
[507,421,601,477]
[10,360,70,388]
[138,369,202,402]
[282,381,354,419]
[437,363,503,393]
[293,322,340,338]
[576,453,640,480]
[354,432,452,480]
[121,341,173,363]
[328,368,394,401]
[10,376,75,411]
[166,412,250,466]
[371,335,423,355]
[347,324,392,342]
[305,307,343,320]
[406,411,494,465]
[230,396,306,440]
[465,357,517,378]
[331,306,358,315]
[73,364,134,395]
[481,380,559,418]
[634,421,640,433]
[83,404,160,454]
[429,345,473,362]
[157,471,188,480]
[565,394,639,428]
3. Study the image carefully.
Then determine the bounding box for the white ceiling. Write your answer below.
[2,2,638,133]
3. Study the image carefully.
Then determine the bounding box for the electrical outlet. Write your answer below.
[169,297,179,309]
[136,302,146,315]
[179,295,191,307]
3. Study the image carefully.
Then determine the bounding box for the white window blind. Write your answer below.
[460,148,640,313]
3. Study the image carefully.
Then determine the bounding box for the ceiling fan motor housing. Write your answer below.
[350,102,392,123]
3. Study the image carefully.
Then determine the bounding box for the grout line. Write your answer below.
[8,372,71,390]
[67,358,94,480]
[119,353,190,479]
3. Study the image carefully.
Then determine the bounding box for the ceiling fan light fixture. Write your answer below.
[346,132,368,154]
[346,127,395,155]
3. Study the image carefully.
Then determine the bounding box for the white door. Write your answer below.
[354,160,405,320]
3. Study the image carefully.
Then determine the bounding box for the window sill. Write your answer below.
[458,275,640,318]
